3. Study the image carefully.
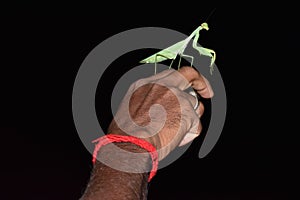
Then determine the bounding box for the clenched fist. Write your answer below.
[108,66,214,160]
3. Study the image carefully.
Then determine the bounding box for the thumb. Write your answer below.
[178,102,204,146]
[178,132,199,146]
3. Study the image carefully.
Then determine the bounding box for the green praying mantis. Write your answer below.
[140,22,216,75]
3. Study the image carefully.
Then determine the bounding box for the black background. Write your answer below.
[1,2,299,200]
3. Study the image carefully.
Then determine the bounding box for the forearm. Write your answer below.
[80,143,151,200]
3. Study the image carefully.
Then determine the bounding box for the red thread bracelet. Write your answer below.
[92,134,158,182]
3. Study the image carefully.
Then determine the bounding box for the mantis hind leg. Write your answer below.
[169,58,176,70]
[178,54,194,70]
[154,54,171,74]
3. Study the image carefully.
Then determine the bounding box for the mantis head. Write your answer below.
[201,22,209,30]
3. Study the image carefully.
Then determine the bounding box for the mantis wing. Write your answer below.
[140,39,189,64]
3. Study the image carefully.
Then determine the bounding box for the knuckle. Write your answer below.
[128,78,147,91]
[180,66,199,75]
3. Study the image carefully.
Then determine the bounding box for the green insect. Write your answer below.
[140,22,216,75]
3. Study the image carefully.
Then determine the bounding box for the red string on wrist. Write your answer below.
[92,134,158,182]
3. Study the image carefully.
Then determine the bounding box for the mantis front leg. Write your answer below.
[193,46,216,74]
[200,48,216,74]
[206,48,216,74]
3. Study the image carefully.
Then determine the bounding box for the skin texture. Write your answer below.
[80,66,213,200]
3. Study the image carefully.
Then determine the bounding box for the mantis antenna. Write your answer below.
[205,8,216,22]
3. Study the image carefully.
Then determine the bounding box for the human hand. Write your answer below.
[107,66,214,160]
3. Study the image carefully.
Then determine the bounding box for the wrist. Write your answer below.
[106,129,162,151]
[96,142,152,174]
[92,134,159,182]
[82,142,150,200]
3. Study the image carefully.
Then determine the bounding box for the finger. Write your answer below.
[179,90,204,117]
[194,101,205,118]
[178,98,204,146]
[179,115,202,146]
[157,67,214,98]
[179,67,214,98]
[128,69,175,92]
[194,76,214,99]
[143,68,176,82]
[188,90,199,110]
[178,132,199,146]
[155,69,191,90]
